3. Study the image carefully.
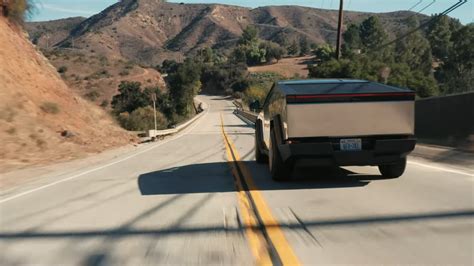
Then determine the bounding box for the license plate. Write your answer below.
[340,138,362,151]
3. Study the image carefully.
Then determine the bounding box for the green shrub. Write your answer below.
[118,106,167,131]
[40,102,60,114]
[313,44,336,62]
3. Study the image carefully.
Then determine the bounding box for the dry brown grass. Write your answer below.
[248,56,315,78]
[40,102,60,114]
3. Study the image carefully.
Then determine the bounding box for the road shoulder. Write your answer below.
[410,144,473,174]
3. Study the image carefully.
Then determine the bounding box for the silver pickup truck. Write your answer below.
[254,79,417,181]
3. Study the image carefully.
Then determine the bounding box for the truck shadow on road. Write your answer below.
[138,162,382,195]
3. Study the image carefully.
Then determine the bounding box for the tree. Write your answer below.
[168,59,202,117]
[343,24,361,50]
[111,81,148,114]
[313,44,335,62]
[308,59,354,79]
[159,59,179,74]
[388,63,438,97]
[274,31,289,47]
[396,17,433,75]
[309,56,439,97]
[246,42,266,65]
[299,37,310,56]
[435,24,474,94]
[260,41,285,62]
[359,16,387,51]
[239,25,259,45]
[200,63,248,92]
[231,45,248,64]
[196,47,216,64]
[427,15,452,60]
[287,40,299,56]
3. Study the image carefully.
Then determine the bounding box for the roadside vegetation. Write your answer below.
[3,0,35,24]
[111,81,169,131]
[309,15,473,97]
[230,25,313,66]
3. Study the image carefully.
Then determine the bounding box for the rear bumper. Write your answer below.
[279,138,416,166]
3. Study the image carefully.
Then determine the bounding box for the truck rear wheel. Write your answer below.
[255,120,268,164]
[269,128,292,181]
[378,158,407,178]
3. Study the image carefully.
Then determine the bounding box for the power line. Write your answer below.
[408,0,424,11]
[368,0,467,53]
[416,0,436,13]
[404,0,436,22]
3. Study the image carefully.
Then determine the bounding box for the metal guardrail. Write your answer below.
[235,109,258,124]
[147,100,208,139]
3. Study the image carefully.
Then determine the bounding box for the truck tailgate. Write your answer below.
[286,100,414,138]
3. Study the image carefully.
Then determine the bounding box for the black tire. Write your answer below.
[269,128,292,181]
[378,158,407,179]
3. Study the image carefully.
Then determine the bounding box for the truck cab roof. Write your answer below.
[276,79,413,95]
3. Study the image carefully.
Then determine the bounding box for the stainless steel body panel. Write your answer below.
[286,101,415,138]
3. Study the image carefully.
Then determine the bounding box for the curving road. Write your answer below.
[0,95,473,265]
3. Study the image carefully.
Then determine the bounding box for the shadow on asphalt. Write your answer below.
[137,162,381,196]
[1,209,472,239]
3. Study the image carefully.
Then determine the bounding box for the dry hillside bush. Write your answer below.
[5,0,35,24]
[40,102,60,114]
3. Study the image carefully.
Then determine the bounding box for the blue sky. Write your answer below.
[30,0,473,24]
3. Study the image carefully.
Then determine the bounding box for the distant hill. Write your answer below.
[27,0,428,66]
[24,0,429,109]
[26,17,86,49]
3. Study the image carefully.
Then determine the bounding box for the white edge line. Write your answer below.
[0,106,210,204]
[408,161,474,178]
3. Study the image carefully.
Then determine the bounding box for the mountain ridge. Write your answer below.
[27,1,428,65]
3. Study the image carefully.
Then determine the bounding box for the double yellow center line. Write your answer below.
[220,114,300,266]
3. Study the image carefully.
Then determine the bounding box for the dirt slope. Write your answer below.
[0,18,132,173]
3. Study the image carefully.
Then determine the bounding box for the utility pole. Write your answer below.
[151,93,158,135]
[335,0,344,60]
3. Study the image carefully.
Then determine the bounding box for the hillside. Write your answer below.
[28,1,428,66]
[24,1,429,109]
[0,17,133,173]
[26,16,86,48]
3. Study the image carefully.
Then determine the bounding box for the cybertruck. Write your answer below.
[254,79,416,181]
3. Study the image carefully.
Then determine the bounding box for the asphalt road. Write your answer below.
[0,95,473,265]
